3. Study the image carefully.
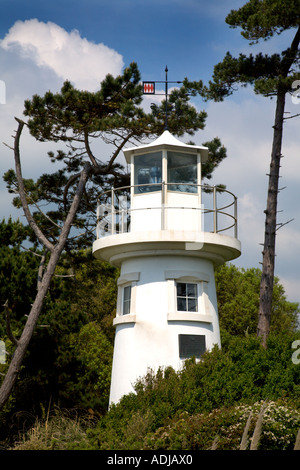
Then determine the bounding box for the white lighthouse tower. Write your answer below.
[93,130,241,405]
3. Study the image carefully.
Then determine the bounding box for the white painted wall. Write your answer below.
[130,191,202,233]
[109,254,221,405]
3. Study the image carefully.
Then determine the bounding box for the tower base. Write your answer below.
[109,254,221,405]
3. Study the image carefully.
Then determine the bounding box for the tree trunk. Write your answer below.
[257,26,300,348]
[0,120,92,410]
[257,90,286,348]
[0,248,62,409]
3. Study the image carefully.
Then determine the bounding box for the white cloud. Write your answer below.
[0,19,125,226]
[277,223,300,257]
[0,19,124,91]
[279,277,300,304]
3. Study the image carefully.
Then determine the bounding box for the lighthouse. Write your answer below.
[93,130,241,405]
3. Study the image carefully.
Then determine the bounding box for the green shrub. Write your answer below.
[144,401,300,450]
[60,321,113,412]
[85,332,300,450]
[215,264,299,336]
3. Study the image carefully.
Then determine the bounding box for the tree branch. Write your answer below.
[14,118,54,252]
[63,172,81,210]
[84,129,99,167]
[57,161,92,245]
[283,112,300,120]
[37,249,49,291]
[22,187,61,231]
[275,218,295,232]
[103,130,135,173]
[3,300,18,347]
[281,26,300,77]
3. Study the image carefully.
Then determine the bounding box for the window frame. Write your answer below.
[134,151,162,194]
[114,272,140,326]
[167,151,198,193]
[176,281,198,313]
[165,270,213,323]
[122,284,132,315]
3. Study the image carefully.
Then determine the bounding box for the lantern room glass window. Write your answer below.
[176,282,198,312]
[167,152,197,193]
[134,152,162,193]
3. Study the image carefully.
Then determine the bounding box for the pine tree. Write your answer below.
[203,0,300,347]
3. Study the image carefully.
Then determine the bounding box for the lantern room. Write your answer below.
[123,130,208,232]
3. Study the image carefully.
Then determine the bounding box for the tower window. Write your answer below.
[179,334,206,359]
[134,152,162,193]
[176,282,198,312]
[123,285,132,315]
[167,152,197,193]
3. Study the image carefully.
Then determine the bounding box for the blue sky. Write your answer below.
[0,0,300,304]
[0,0,247,83]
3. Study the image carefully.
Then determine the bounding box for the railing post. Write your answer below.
[161,181,166,230]
[234,196,238,239]
[213,186,218,233]
[111,187,115,235]
[121,206,124,234]
[199,184,203,232]
[96,200,100,239]
[119,195,128,234]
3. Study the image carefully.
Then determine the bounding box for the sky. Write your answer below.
[0,0,299,304]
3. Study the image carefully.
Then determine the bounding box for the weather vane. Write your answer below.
[142,66,182,130]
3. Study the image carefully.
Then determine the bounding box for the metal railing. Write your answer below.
[96,182,238,239]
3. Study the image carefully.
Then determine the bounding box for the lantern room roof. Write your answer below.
[123,130,209,163]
